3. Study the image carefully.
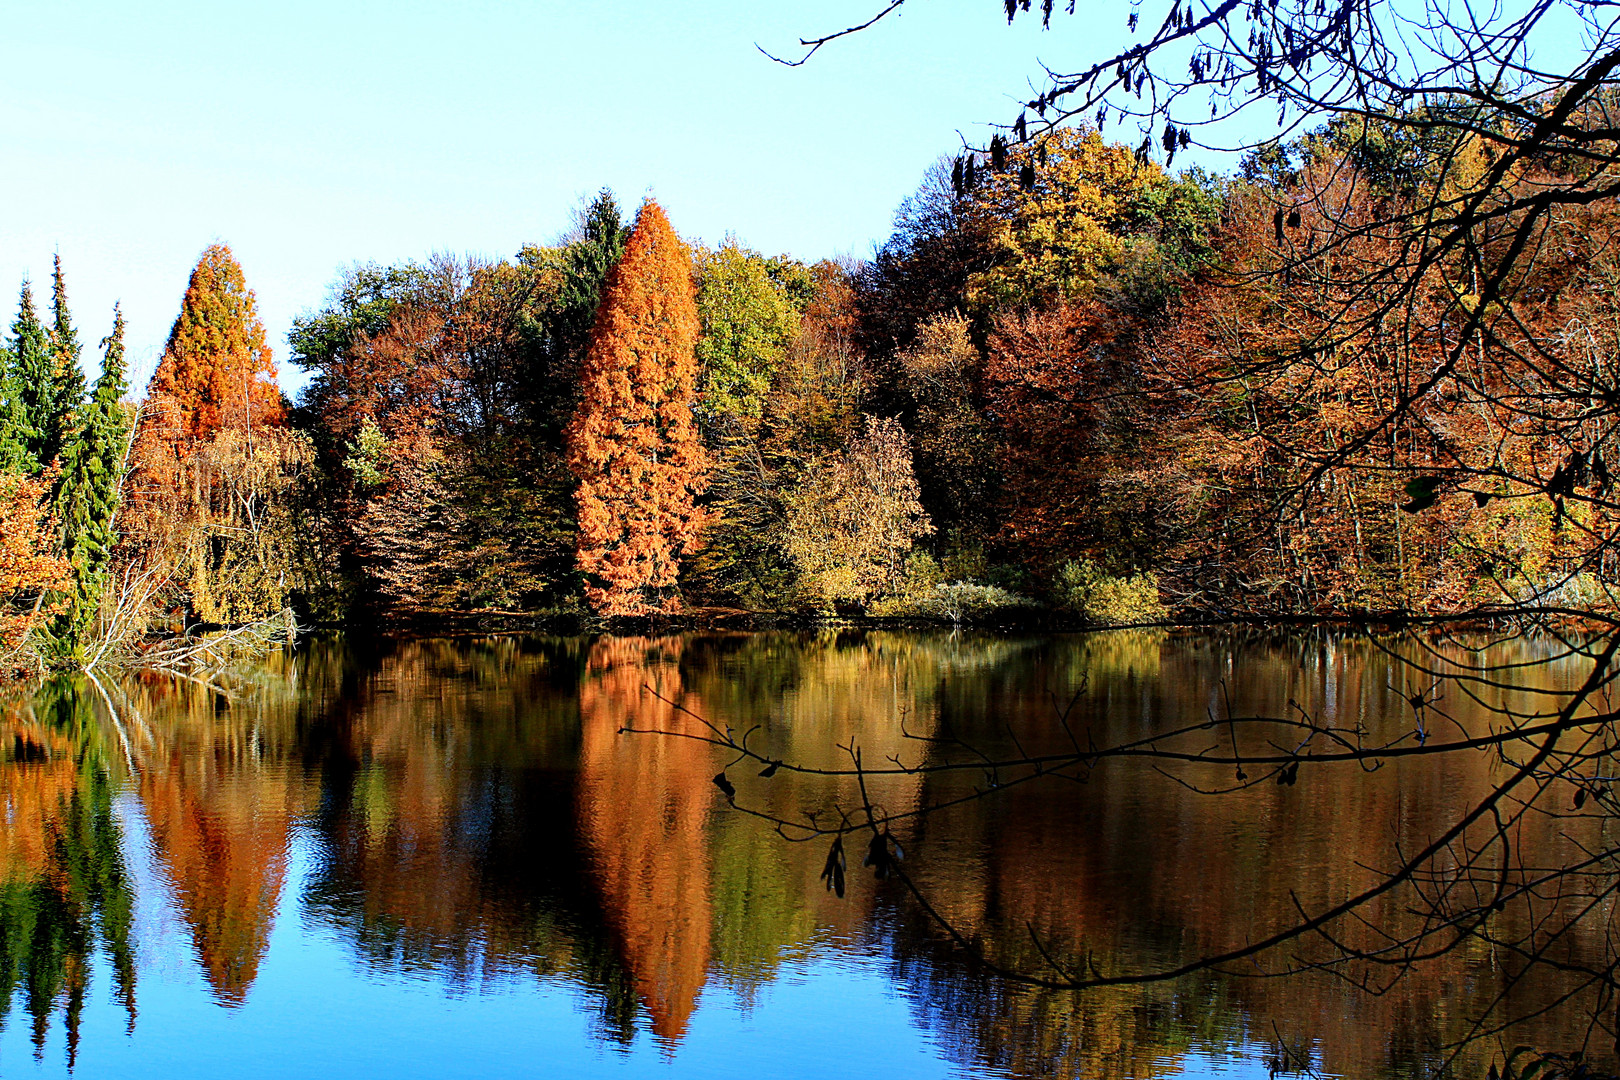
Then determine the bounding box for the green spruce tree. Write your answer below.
[0,336,29,472]
[525,189,630,443]
[45,306,131,664]
[557,189,630,357]
[48,255,87,448]
[9,280,52,470]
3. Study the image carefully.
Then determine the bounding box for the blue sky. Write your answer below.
[0,1,1151,393]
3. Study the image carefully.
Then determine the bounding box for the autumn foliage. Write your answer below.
[125,244,309,626]
[0,471,70,670]
[12,115,1620,650]
[144,245,282,442]
[130,243,286,516]
[568,199,711,615]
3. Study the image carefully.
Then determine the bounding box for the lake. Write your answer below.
[0,629,1611,1079]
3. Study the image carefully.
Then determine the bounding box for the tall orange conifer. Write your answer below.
[145,244,283,443]
[125,245,301,622]
[568,199,710,615]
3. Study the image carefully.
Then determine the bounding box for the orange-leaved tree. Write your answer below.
[127,245,307,625]
[567,199,711,615]
[0,470,71,672]
[144,244,283,443]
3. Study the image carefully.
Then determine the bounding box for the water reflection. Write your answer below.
[130,666,311,1006]
[0,630,1611,1078]
[578,636,715,1044]
[0,679,135,1065]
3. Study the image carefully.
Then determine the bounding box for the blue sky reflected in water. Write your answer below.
[1,819,1208,1080]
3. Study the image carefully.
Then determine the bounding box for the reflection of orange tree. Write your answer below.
[632,629,1620,1078]
[128,668,314,1005]
[139,770,287,1003]
[0,681,136,1068]
[295,631,960,1035]
[17,631,1596,1078]
[659,632,958,1004]
[300,631,961,1034]
[576,635,715,1043]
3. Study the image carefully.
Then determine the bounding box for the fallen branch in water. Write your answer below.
[117,608,297,675]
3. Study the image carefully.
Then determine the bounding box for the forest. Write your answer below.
[2,111,1612,675]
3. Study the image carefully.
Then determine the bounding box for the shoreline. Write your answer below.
[294,605,1619,637]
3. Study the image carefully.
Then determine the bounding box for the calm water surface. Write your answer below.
[0,630,1605,1078]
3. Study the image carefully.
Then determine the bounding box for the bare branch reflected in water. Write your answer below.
[629,625,1620,1073]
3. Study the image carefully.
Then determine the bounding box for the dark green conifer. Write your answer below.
[0,339,29,472]
[49,255,88,438]
[527,189,629,441]
[10,280,53,470]
[558,189,630,356]
[45,306,131,664]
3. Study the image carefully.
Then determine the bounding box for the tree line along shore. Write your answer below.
[2,116,1609,673]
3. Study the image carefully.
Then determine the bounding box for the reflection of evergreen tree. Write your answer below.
[0,678,137,1066]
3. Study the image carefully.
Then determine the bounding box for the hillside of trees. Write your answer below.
[2,113,1613,672]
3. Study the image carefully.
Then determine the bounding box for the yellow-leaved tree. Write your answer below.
[781,415,932,611]
[963,127,1217,313]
